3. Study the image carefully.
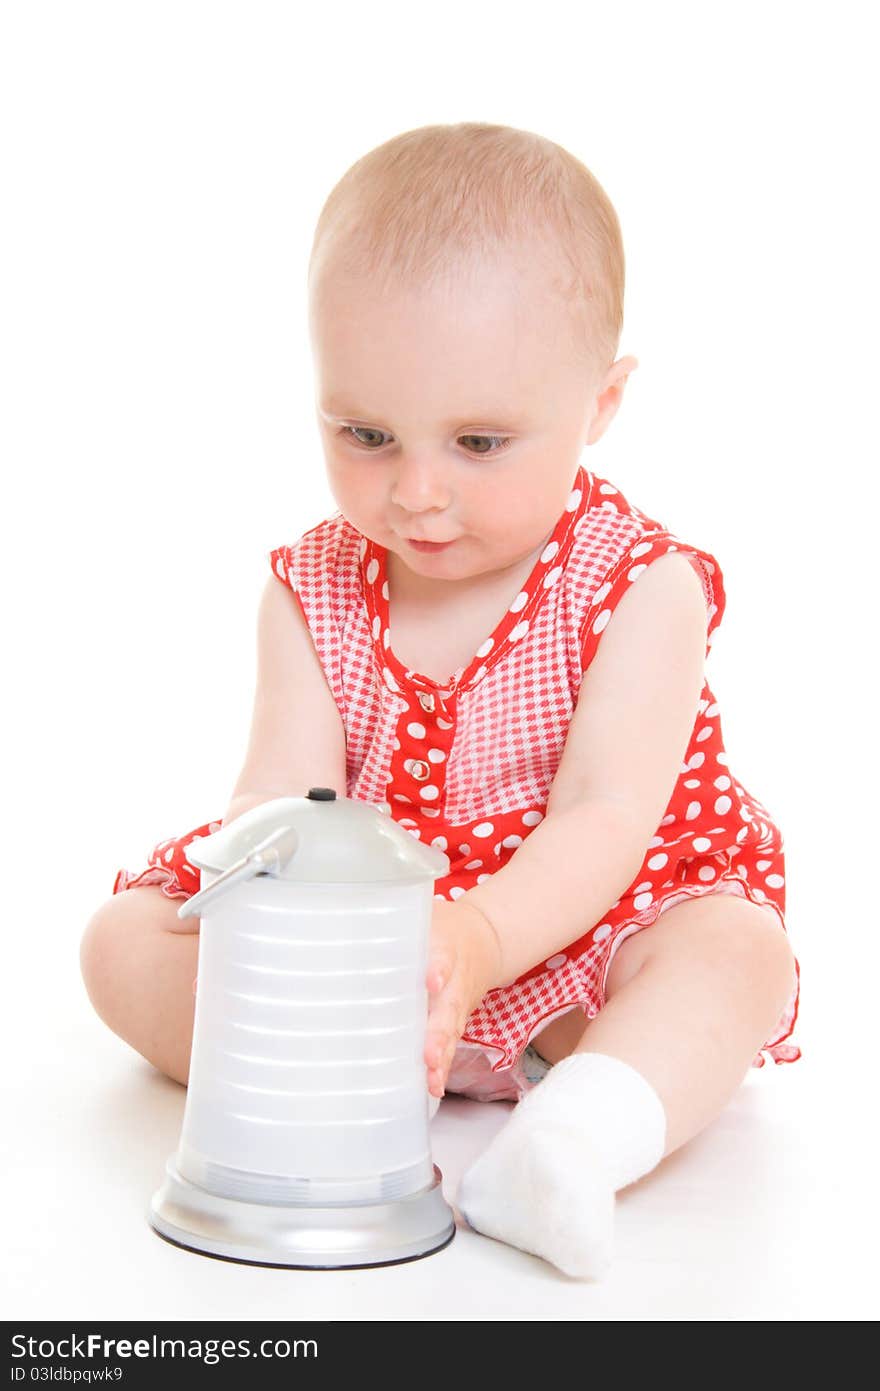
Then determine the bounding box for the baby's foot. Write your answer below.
[456,1090,616,1280]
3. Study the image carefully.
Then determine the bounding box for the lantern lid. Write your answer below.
[184,789,450,885]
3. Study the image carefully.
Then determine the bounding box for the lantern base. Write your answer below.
[149,1156,456,1269]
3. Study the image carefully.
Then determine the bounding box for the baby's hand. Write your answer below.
[425,899,503,1098]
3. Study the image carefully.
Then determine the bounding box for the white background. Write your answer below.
[2,0,877,1322]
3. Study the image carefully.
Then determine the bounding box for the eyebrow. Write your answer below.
[319,400,528,427]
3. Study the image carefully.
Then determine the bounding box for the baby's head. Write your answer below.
[307,122,638,584]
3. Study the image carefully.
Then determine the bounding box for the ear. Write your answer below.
[585,355,639,446]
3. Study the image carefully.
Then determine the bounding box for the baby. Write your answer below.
[80,121,801,1281]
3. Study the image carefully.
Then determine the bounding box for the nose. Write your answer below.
[389,453,452,515]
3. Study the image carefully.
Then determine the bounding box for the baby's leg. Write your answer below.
[80,887,200,1085]
[457,893,798,1280]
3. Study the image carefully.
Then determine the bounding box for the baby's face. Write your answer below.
[310,246,632,587]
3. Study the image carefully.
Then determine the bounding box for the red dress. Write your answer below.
[113,464,801,1099]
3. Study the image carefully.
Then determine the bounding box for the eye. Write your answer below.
[343,426,390,449]
[459,434,513,455]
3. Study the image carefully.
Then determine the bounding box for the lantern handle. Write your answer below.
[176,825,300,922]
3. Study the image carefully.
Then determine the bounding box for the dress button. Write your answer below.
[417,692,436,713]
[405,759,431,781]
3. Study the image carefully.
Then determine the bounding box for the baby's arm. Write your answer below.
[425,553,710,1095]
[461,551,709,984]
[228,573,347,807]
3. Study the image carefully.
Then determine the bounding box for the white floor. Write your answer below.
[5,937,877,1322]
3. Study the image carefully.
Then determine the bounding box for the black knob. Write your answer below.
[306,787,337,800]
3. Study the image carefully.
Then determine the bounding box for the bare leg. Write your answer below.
[80,887,200,1085]
[457,893,798,1277]
[538,893,798,1156]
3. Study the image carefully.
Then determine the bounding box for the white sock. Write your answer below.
[456,1051,667,1280]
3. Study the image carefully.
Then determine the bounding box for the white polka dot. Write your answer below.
[635,881,653,892]
[392,794,412,803]
[383,668,400,693]
[493,843,501,856]
[366,558,379,584]
[684,779,701,789]
[421,786,439,800]
[464,859,483,871]
[628,564,647,581]
[382,580,389,599]
[565,488,582,511]
[476,637,494,658]
[476,873,491,884]
[502,835,523,849]
[714,775,731,791]
[756,860,772,871]
[592,609,611,635]
[372,615,381,639]
[714,795,732,815]
[705,703,720,717]
[164,846,174,862]
[542,566,563,588]
[406,722,426,739]
[431,837,448,851]
[696,725,713,742]
[765,874,785,889]
[473,664,488,682]
[545,953,568,970]
[692,836,712,852]
[736,826,749,843]
[660,813,676,826]
[688,753,705,769]
[593,924,612,941]
[459,844,471,856]
[600,500,619,511]
[436,717,454,730]
[634,891,654,910]
[509,590,529,613]
[751,887,767,902]
[598,483,618,496]
[449,886,466,899]
[522,811,544,826]
[382,629,390,649]
[423,807,440,817]
[697,866,716,881]
[593,582,612,606]
[472,822,495,838]
[427,748,445,763]
[509,620,530,642]
[648,853,668,870]
[631,542,653,559]
[716,752,728,766]
[685,801,702,820]
[541,540,560,563]
[648,836,665,848]
[405,827,421,839]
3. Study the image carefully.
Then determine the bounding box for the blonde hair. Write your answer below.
[308,122,626,381]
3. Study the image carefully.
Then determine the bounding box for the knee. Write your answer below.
[79,895,131,1017]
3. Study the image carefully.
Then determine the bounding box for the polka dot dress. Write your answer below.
[113,464,801,1097]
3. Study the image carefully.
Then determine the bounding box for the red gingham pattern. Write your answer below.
[113,464,801,1091]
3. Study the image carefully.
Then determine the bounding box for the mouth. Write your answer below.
[405,537,457,553]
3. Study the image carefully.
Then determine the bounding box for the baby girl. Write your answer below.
[80,121,801,1281]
